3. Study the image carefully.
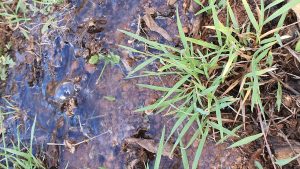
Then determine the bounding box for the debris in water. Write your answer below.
[167,0,177,6]
[143,14,173,41]
[124,137,176,159]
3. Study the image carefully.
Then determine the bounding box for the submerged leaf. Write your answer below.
[89,55,99,65]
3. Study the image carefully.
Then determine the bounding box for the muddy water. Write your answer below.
[1,0,245,168]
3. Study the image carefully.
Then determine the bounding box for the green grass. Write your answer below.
[89,52,120,84]
[120,0,300,168]
[0,0,63,79]
[0,44,15,81]
[0,100,44,169]
[0,0,63,38]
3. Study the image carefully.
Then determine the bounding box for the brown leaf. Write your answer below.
[167,0,177,6]
[0,127,5,135]
[143,14,173,41]
[125,138,174,159]
[144,7,156,15]
[183,0,191,13]
[273,139,300,160]
[191,16,201,36]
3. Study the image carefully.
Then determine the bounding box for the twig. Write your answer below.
[208,117,239,123]
[285,46,300,64]
[258,107,277,169]
[47,130,111,146]
[96,62,107,85]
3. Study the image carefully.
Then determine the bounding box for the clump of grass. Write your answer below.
[120,0,300,168]
[0,99,44,168]
[0,0,63,38]
[0,44,15,81]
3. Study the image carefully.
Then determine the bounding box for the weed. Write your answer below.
[120,0,300,168]
[89,52,120,84]
[0,45,15,81]
[0,99,44,168]
[0,0,63,38]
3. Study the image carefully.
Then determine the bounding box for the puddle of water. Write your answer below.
[2,0,179,168]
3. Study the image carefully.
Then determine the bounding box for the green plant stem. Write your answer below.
[0,113,9,168]
[96,62,107,84]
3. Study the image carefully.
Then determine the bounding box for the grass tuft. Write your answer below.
[120,0,300,167]
[0,100,44,169]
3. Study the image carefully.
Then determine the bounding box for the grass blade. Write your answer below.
[137,84,182,92]
[186,37,219,50]
[192,125,209,169]
[134,93,189,112]
[176,6,188,52]
[166,110,190,142]
[265,0,284,10]
[154,75,190,109]
[171,113,198,153]
[180,140,190,169]
[154,126,166,169]
[264,0,300,24]
[242,0,259,33]
[30,115,37,154]
[215,98,224,139]
[227,0,239,29]
[255,161,264,169]
[127,57,157,77]
[228,133,263,148]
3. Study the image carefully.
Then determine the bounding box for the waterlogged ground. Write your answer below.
[1,0,245,168]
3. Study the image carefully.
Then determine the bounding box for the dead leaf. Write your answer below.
[124,138,175,159]
[66,98,76,117]
[273,139,300,160]
[183,0,191,13]
[0,127,5,135]
[144,7,156,15]
[120,51,133,72]
[167,0,177,6]
[143,14,173,41]
[191,16,201,36]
